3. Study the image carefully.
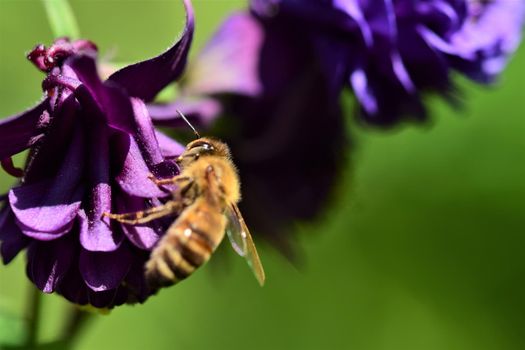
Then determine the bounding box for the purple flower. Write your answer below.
[0,0,193,308]
[148,12,347,258]
[147,0,523,256]
[251,0,525,125]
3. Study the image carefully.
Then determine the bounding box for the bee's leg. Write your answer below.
[103,201,180,225]
[148,174,192,187]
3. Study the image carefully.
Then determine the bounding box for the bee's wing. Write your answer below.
[225,204,266,286]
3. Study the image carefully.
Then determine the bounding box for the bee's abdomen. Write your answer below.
[145,199,226,289]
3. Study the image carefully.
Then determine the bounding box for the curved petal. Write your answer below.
[79,124,123,251]
[26,236,76,293]
[116,193,164,250]
[0,99,49,160]
[108,0,194,102]
[15,215,77,241]
[129,98,179,184]
[115,135,169,198]
[68,55,135,134]
[79,244,132,292]
[55,268,89,306]
[155,130,186,158]
[1,157,24,178]
[123,257,152,303]
[130,98,164,166]
[333,0,373,46]
[78,197,123,252]
[22,97,77,184]
[9,126,85,236]
[148,96,222,127]
[0,207,29,264]
[350,65,378,115]
[184,12,263,97]
[87,289,119,308]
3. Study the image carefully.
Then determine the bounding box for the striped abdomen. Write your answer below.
[145,197,227,289]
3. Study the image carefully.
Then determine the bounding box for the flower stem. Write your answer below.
[61,306,93,347]
[41,0,80,39]
[25,285,42,348]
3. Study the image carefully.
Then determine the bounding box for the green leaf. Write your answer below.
[41,0,80,39]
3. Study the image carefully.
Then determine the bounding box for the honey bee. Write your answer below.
[104,115,265,289]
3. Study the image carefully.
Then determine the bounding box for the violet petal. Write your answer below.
[78,124,123,252]
[148,96,222,127]
[116,193,163,250]
[108,0,194,102]
[184,12,263,97]
[67,55,135,134]
[155,130,186,159]
[0,99,48,160]
[130,98,164,166]
[9,125,85,236]
[26,236,76,293]
[79,245,132,292]
[0,207,29,264]
[115,135,168,198]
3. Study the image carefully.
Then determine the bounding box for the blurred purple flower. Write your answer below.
[147,0,523,256]
[251,0,525,125]
[0,0,193,308]
[148,12,347,258]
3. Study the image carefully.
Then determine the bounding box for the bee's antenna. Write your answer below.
[176,110,200,139]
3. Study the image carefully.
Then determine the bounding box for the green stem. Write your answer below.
[41,0,80,39]
[25,286,42,348]
[61,306,93,348]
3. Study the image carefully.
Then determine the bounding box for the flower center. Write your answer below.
[27,38,97,72]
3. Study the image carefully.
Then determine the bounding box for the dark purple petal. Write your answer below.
[26,236,76,293]
[56,268,89,306]
[79,245,132,292]
[67,55,135,134]
[130,98,179,179]
[131,98,164,166]
[122,256,152,303]
[1,157,24,178]
[116,193,163,250]
[0,207,29,264]
[78,196,123,252]
[0,99,49,160]
[22,97,77,184]
[79,124,123,252]
[108,0,194,102]
[87,289,119,308]
[9,125,85,237]
[115,135,168,198]
[184,13,263,97]
[149,97,222,127]
[332,0,373,46]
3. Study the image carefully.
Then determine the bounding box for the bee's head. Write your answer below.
[176,137,231,168]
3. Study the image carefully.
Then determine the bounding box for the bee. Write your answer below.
[104,113,265,289]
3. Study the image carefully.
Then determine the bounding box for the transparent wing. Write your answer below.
[225,204,266,286]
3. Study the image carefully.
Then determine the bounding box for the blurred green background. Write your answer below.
[1,1,524,349]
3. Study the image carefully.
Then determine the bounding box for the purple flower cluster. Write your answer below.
[250,0,525,124]
[0,0,523,306]
[0,1,193,307]
[144,0,523,254]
